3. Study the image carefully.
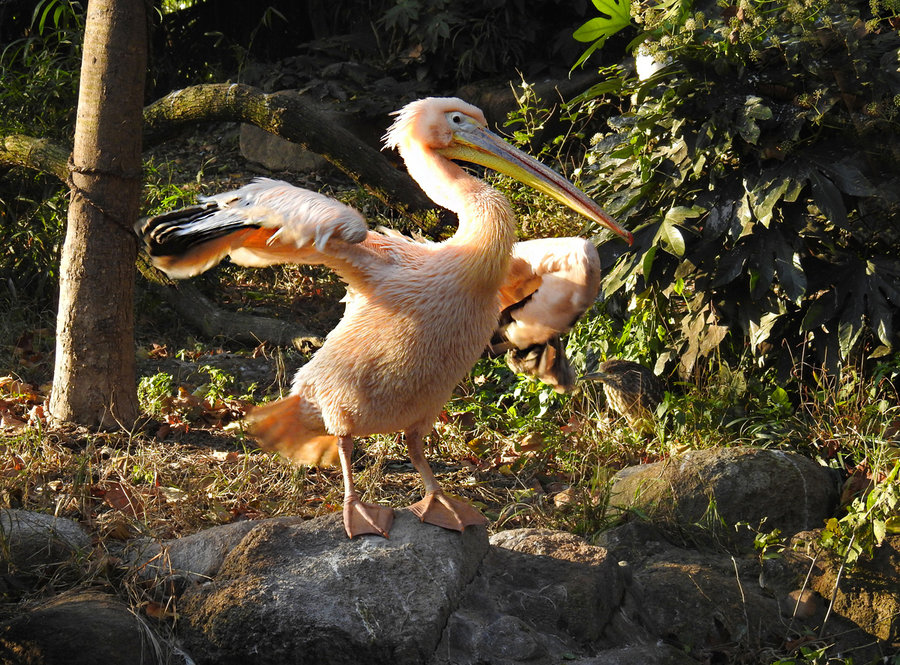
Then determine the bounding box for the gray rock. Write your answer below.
[0,509,91,573]
[632,548,781,657]
[608,447,839,550]
[240,123,329,173]
[574,643,701,665]
[0,591,174,665]
[128,519,261,595]
[433,529,626,665]
[179,509,488,665]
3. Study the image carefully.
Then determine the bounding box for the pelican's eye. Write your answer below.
[448,112,464,125]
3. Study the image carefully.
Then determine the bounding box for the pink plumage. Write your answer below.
[137,97,630,538]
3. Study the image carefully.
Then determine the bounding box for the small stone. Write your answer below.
[780,589,819,619]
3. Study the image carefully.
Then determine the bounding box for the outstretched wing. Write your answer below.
[494,237,602,392]
[497,237,601,347]
[137,178,387,285]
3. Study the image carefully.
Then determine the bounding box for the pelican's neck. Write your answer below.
[402,145,516,289]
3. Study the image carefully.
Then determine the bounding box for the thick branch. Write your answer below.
[136,256,323,349]
[0,134,71,182]
[142,83,439,225]
[1,136,322,349]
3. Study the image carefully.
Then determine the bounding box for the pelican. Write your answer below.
[137,97,631,538]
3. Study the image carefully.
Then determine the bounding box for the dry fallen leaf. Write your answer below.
[99,481,146,518]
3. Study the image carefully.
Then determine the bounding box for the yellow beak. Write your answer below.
[440,122,632,245]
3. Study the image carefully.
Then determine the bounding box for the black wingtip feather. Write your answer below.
[136,202,260,258]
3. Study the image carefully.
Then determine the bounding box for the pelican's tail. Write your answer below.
[245,394,339,466]
[136,178,368,279]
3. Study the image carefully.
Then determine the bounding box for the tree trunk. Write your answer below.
[49,0,147,427]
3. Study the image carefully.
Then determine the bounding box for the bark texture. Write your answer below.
[0,135,70,182]
[49,0,147,427]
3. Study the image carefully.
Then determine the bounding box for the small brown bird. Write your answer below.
[138,97,632,539]
[582,359,664,431]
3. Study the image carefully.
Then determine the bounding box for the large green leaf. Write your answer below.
[773,243,807,305]
[572,0,633,68]
[573,0,632,43]
[809,170,847,225]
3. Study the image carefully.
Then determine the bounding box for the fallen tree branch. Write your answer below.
[142,83,441,227]
[2,134,324,349]
[1,134,71,182]
[136,256,323,349]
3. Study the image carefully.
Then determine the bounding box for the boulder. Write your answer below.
[179,510,489,665]
[788,531,900,647]
[434,529,626,664]
[240,123,329,173]
[0,591,172,665]
[0,509,91,575]
[608,447,839,550]
[128,519,260,597]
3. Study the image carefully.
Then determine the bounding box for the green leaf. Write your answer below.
[660,222,685,257]
[750,312,780,351]
[642,245,657,279]
[823,158,876,197]
[886,516,900,534]
[774,246,807,305]
[809,171,847,225]
[736,97,772,145]
[572,0,632,59]
[751,176,791,227]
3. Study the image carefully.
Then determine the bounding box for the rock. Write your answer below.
[179,510,489,665]
[631,548,782,658]
[574,643,701,665]
[0,591,172,665]
[0,509,91,574]
[788,531,900,646]
[240,123,329,173]
[608,448,839,550]
[780,589,819,620]
[433,529,626,664]
[128,519,260,596]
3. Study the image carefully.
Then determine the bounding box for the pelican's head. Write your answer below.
[383,97,632,245]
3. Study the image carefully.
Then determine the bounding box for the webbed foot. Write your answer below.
[343,497,394,538]
[408,491,487,531]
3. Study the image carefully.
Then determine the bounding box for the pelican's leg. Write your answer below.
[405,429,487,531]
[338,436,394,538]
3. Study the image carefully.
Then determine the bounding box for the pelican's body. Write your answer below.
[138,97,630,538]
[292,204,511,440]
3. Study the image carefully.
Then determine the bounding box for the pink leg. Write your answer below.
[405,429,487,531]
[338,436,394,538]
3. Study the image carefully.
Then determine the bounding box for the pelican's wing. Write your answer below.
[494,237,601,393]
[497,237,602,348]
[137,178,390,286]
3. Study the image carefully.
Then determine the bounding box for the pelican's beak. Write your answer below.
[440,117,633,245]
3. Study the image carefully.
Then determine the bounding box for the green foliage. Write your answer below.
[196,364,236,403]
[820,460,900,566]
[374,0,583,83]
[0,0,83,138]
[137,372,175,416]
[573,0,900,375]
[0,176,67,305]
[572,0,634,69]
[0,0,84,306]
